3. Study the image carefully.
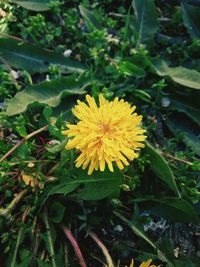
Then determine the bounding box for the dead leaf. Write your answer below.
[0,8,6,18]
[21,171,43,189]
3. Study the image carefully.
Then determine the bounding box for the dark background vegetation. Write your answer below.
[0,0,200,266]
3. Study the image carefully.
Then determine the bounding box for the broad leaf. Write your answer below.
[167,115,200,155]
[43,168,123,201]
[157,238,175,266]
[114,211,156,249]
[169,94,200,126]
[145,142,180,197]
[153,60,200,89]
[79,5,101,31]
[132,0,160,46]
[49,201,65,223]
[11,0,51,11]
[6,75,90,116]
[181,0,200,39]
[151,197,199,223]
[77,169,123,200]
[0,38,85,74]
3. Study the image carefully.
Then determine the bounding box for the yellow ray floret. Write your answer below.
[62,94,146,175]
[125,258,160,267]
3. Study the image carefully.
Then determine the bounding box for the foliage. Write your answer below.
[0,0,200,266]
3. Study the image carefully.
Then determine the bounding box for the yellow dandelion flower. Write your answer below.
[139,259,160,267]
[125,258,160,267]
[62,94,146,175]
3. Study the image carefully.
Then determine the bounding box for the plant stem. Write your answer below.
[89,232,115,267]
[62,226,87,267]
[9,159,55,166]
[0,32,23,41]
[44,207,58,267]
[0,125,48,164]
[0,189,28,218]
[10,207,29,267]
[161,152,193,165]
[10,227,23,267]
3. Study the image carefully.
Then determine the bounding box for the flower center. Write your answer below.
[101,123,110,133]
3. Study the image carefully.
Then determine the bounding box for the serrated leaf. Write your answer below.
[11,0,51,11]
[42,169,123,202]
[145,141,180,197]
[153,60,200,89]
[132,0,160,46]
[0,38,85,74]
[181,0,200,39]
[6,75,90,116]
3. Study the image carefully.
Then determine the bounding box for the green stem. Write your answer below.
[0,189,28,219]
[120,5,131,56]
[44,207,57,267]
[0,125,48,164]
[10,227,24,267]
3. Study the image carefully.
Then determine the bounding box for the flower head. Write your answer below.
[62,94,146,175]
[126,259,160,267]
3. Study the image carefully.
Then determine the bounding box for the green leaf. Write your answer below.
[132,0,160,46]
[169,94,200,126]
[145,141,180,197]
[17,249,32,267]
[157,238,175,266]
[49,201,65,223]
[45,179,80,197]
[43,169,123,201]
[117,59,145,77]
[36,259,51,267]
[0,38,86,74]
[153,60,200,89]
[46,139,68,154]
[181,1,200,39]
[79,5,101,31]
[166,115,200,155]
[11,0,51,11]
[43,106,52,123]
[16,125,27,137]
[175,258,199,267]
[6,75,90,116]
[114,211,156,249]
[151,197,199,223]
[77,169,123,200]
